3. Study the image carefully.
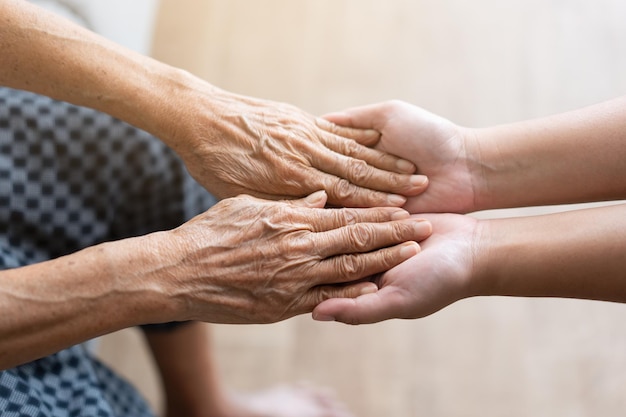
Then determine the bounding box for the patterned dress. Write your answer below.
[0,87,216,416]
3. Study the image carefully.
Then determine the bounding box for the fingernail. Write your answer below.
[390,209,410,220]
[364,129,380,139]
[313,313,335,322]
[400,242,420,258]
[413,219,432,235]
[387,194,406,206]
[396,159,416,173]
[360,284,378,295]
[410,175,428,187]
[305,190,326,204]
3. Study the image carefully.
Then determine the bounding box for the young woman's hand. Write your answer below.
[324,100,480,213]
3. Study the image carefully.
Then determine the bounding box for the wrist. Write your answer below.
[100,231,189,325]
[104,58,206,145]
[134,66,239,168]
[463,124,525,212]
[464,218,498,298]
[458,126,492,213]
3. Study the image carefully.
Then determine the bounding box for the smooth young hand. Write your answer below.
[324,100,479,213]
[313,214,479,324]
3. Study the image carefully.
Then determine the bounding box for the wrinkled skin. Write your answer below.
[163,192,432,324]
[323,100,478,213]
[313,214,480,324]
[166,88,428,208]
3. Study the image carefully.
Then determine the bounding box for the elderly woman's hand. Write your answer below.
[161,85,428,208]
[1,0,426,208]
[0,191,428,368]
[157,192,431,324]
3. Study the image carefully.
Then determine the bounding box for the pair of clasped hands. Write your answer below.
[174,95,474,326]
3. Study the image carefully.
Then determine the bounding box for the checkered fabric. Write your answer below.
[0,87,217,416]
[0,346,154,417]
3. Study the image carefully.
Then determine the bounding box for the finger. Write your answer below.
[235,185,299,202]
[319,133,416,174]
[322,102,394,132]
[284,190,328,208]
[319,175,408,207]
[315,117,380,147]
[312,287,404,324]
[314,241,421,284]
[307,149,428,199]
[315,220,431,258]
[317,115,416,174]
[298,281,379,314]
[296,168,405,207]
[300,206,412,232]
[231,165,416,208]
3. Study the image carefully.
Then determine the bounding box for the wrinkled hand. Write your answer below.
[324,100,478,213]
[170,88,428,208]
[313,214,479,324]
[165,191,432,324]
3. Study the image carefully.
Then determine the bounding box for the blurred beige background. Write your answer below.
[97,1,626,416]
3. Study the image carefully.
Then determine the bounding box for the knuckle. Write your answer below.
[290,233,316,254]
[391,222,414,241]
[386,172,406,189]
[325,120,340,135]
[347,224,373,251]
[315,286,335,303]
[331,178,355,200]
[342,138,360,156]
[377,247,399,269]
[336,254,364,279]
[338,209,358,226]
[348,159,371,183]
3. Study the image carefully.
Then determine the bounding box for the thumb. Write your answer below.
[287,190,328,208]
[322,102,390,131]
[322,104,389,147]
[312,288,400,325]
[316,116,380,147]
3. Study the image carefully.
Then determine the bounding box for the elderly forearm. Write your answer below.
[0,0,198,148]
[0,195,429,368]
[474,203,626,302]
[0,232,179,370]
[471,96,626,210]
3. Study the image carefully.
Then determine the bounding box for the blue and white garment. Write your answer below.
[0,87,216,417]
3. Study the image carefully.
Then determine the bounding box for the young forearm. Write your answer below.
[144,322,227,417]
[471,96,626,210]
[476,203,626,302]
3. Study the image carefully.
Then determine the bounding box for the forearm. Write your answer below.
[475,203,626,302]
[0,195,428,367]
[144,322,225,417]
[0,232,179,369]
[471,96,626,210]
[0,0,203,149]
